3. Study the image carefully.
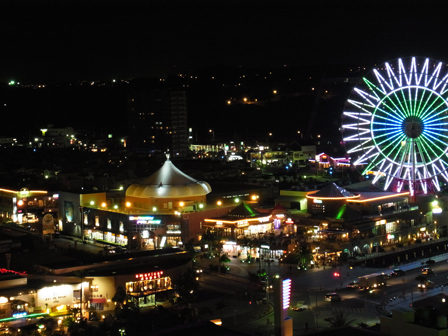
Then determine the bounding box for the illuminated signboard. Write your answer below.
[129,216,161,224]
[282,278,291,309]
[13,312,27,318]
[37,284,75,306]
[237,221,249,227]
[387,234,395,240]
[135,271,164,280]
[19,188,30,197]
[313,199,322,204]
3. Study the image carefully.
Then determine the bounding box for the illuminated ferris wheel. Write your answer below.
[341,57,448,196]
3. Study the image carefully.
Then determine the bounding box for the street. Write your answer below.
[195,253,448,335]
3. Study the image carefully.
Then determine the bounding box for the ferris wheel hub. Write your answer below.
[403,116,424,139]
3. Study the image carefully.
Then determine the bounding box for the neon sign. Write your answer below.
[282,279,291,309]
[129,216,161,224]
[13,312,27,318]
[0,269,26,276]
[135,271,164,280]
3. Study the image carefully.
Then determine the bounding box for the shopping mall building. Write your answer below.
[0,156,235,250]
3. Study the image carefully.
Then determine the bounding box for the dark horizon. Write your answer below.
[0,0,446,84]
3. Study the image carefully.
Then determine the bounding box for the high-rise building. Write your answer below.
[128,88,188,157]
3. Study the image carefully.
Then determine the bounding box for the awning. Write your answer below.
[90,298,107,303]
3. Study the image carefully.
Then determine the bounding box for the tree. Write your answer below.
[112,285,127,308]
[176,268,199,302]
[215,301,229,321]
[324,310,356,328]
[201,229,220,257]
[295,243,314,268]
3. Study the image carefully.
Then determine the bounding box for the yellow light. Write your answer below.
[101,203,106,208]
[251,195,257,201]
[273,90,277,94]
[217,201,222,206]
[126,202,131,207]
[179,202,184,207]
[152,207,157,211]
[17,200,23,206]
[227,100,231,105]
[243,97,247,102]
[90,201,95,206]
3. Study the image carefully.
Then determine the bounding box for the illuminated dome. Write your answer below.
[126,156,212,198]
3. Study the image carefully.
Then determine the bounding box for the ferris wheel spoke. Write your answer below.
[372,109,403,124]
[417,96,443,121]
[414,86,431,117]
[421,107,448,125]
[426,61,442,88]
[387,91,410,119]
[422,130,448,150]
[346,141,373,154]
[386,62,402,87]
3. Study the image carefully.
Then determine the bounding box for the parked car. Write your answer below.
[391,269,406,276]
[347,281,359,288]
[325,293,341,302]
[422,267,434,275]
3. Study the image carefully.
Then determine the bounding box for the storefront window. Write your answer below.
[107,219,112,230]
[92,231,103,240]
[167,237,180,247]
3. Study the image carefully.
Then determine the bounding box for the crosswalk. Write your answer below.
[329,305,380,316]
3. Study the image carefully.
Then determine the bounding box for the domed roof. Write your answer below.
[126,156,212,198]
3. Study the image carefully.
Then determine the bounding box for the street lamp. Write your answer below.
[209,129,214,143]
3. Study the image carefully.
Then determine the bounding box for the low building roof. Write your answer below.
[308,183,358,199]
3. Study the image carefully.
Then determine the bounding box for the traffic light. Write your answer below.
[334,272,340,277]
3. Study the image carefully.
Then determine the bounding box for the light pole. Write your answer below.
[79,205,84,242]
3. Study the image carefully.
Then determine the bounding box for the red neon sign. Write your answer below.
[135,271,163,280]
[0,268,26,276]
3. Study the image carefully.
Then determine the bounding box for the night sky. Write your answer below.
[1,0,448,84]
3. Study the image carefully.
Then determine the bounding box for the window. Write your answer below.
[95,216,100,227]
[107,219,112,230]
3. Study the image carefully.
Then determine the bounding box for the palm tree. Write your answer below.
[295,243,314,269]
[201,229,220,257]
